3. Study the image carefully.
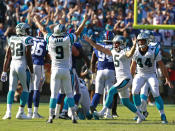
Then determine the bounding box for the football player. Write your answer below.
[34,13,88,123]
[131,32,173,124]
[1,23,34,120]
[84,35,145,123]
[90,31,116,119]
[27,30,49,118]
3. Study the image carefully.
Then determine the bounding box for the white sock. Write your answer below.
[136,110,143,119]
[140,99,147,112]
[7,104,12,113]
[19,107,24,113]
[159,110,165,115]
[49,108,55,118]
[106,108,112,115]
[55,104,61,116]
[28,108,32,114]
[34,107,38,114]
[99,106,107,114]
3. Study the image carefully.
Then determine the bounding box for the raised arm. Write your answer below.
[34,15,47,36]
[84,36,112,56]
[74,13,88,38]
[125,37,137,58]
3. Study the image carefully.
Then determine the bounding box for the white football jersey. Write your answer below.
[44,33,76,69]
[133,46,161,75]
[9,35,33,65]
[111,49,132,78]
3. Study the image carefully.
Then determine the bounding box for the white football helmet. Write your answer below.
[16,23,31,35]
[137,32,149,49]
[112,35,126,51]
[53,24,66,36]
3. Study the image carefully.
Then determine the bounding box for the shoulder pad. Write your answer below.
[24,36,33,46]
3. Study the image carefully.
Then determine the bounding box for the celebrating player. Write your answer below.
[34,13,88,123]
[84,35,145,123]
[131,32,174,124]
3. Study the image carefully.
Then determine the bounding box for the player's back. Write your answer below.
[31,37,47,65]
[111,49,131,78]
[9,35,33,66]
[48,34,72,69]
[95,43,114,70]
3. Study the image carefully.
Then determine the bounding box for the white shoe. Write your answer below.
[16,112,31,119]
[27,112,33,119]
[104,113,113,119]
[32,113,44,119]
[2,112,11,120]
[94,111,105,118]
[137,114,145,124]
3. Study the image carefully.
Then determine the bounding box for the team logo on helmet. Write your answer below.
[103,31,114,43]
[137,32,149,49]
[53,24,66,36]
[16,23,31,35]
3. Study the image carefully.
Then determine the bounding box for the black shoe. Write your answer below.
[59,112,71,120]
[112,112,119,118]
[90,106,96,114]
[143,111,149,118]
[47,118,53,123]
[72,118,78,124]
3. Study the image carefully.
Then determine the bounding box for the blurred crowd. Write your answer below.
[0,0,175,103]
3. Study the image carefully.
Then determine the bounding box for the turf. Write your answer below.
[0,103,175,131]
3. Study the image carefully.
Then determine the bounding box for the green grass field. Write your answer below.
[0,103,175,131]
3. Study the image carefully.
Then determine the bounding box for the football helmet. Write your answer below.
[53,24,66,36]
[16,23,31,35]
[144,30,155,42]
[137,32,149,49]
[112,35,125,51]
[103,31,114,43]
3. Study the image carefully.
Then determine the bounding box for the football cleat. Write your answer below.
[161,114,168,124]
[93,111,105,118]
[47,118,53,123]
[59,112,71,120]
[112,112,119,118]
[143,111,149,118]
[16,112,31,119]
[32,113,44,119]
[104,113,113,119]
[136,114,145,124]
[27,112,33,119]
[2,112,11,120]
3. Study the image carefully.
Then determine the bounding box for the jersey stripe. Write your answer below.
[68,33,74,45]
[46,33,52,44]
[154,45,160,60]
